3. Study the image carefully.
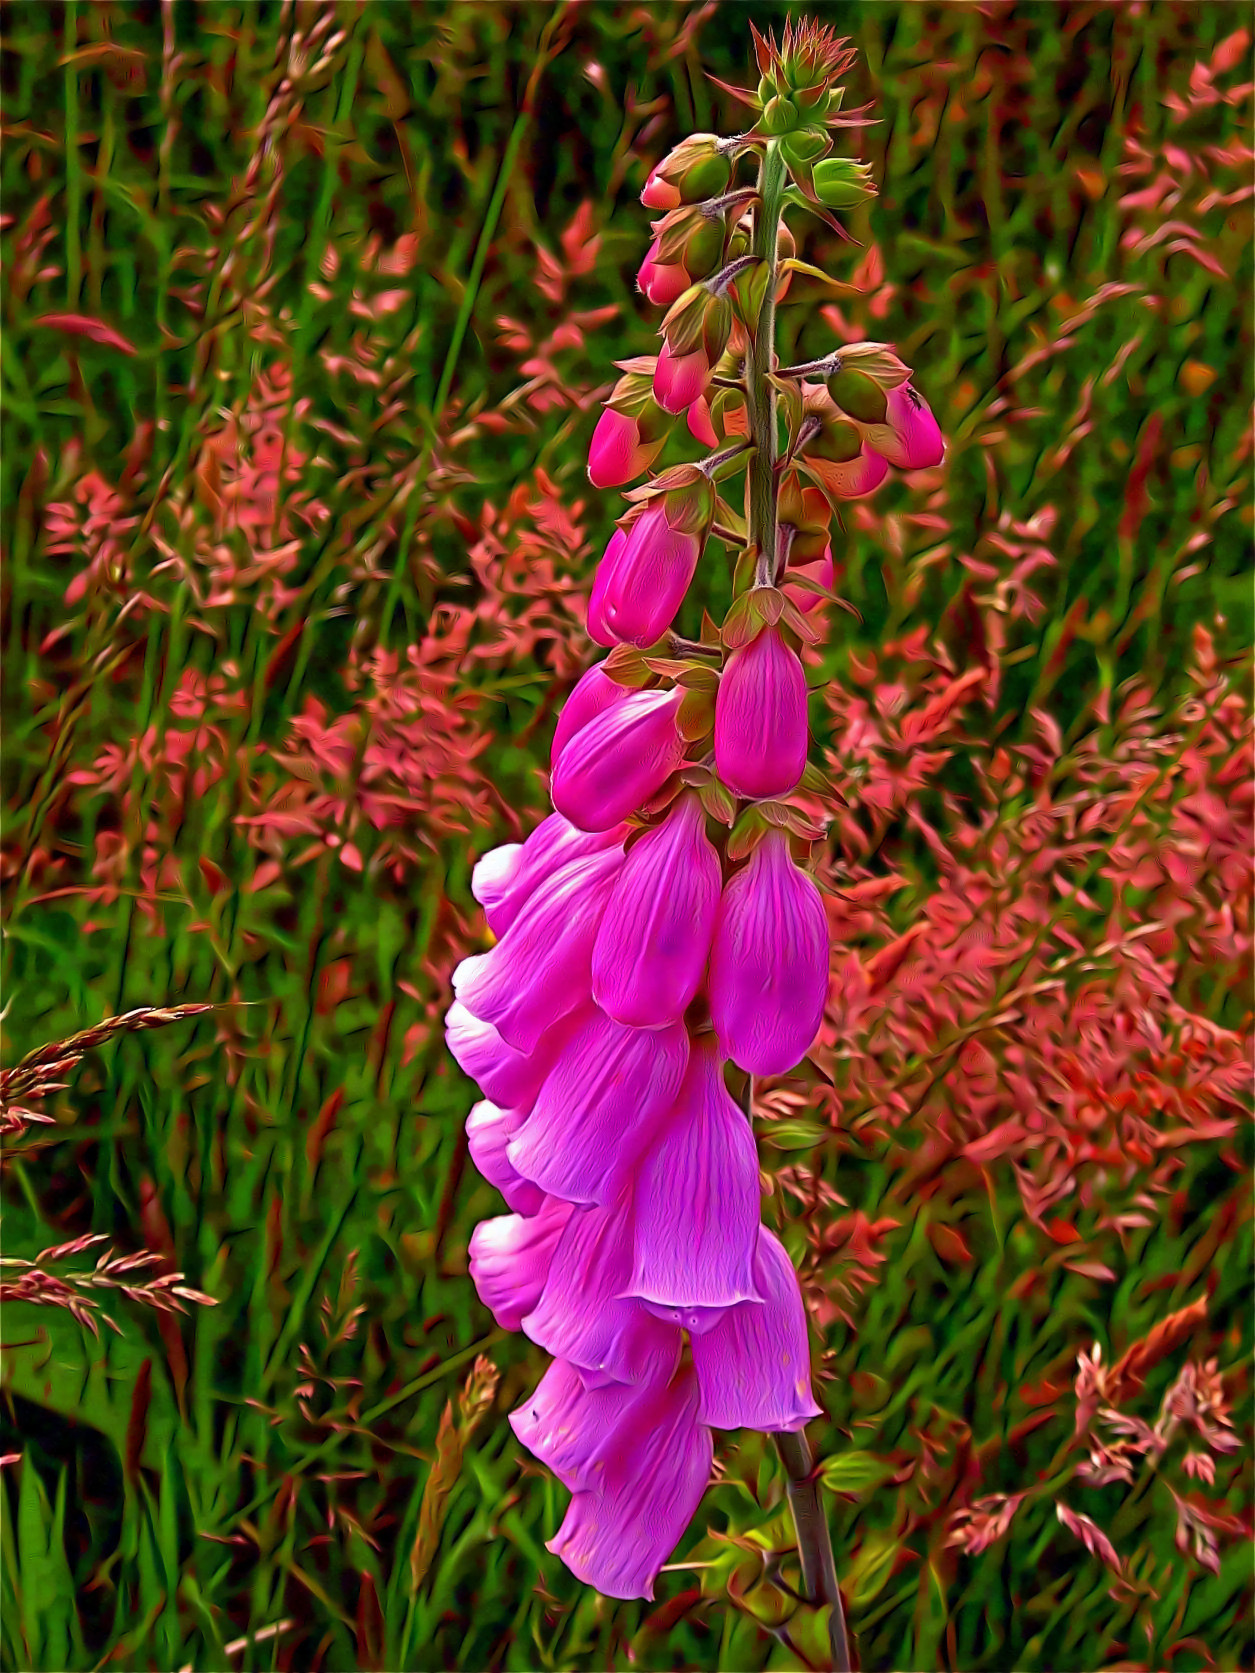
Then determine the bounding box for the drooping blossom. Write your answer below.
[592,794,722,1028]
[507,1009,690,1204]
[445,1001,590,1113]
[692,1227,822,1431]
[550,686,687,832]
[471,810,624,937]
[466,1100,545,1216]
[468,1195,574,1330]
[523,1187,683,1387]
[629,1038,762,1312]
[538,1364,713,1600]
[870,383,945,470]
[707,830,829,1076]
[638,237,691,307]
[452,847,623,1051]
[587,502,703,648]
[715,625,809,800]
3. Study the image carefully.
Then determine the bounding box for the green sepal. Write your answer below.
[601,645,653,688]
[676,688,716,744]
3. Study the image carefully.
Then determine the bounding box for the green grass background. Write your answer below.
[1,3,1251,1670]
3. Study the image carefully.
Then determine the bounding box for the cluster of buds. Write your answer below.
[447,22,944,1602]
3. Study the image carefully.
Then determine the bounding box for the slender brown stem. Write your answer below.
[775,1428,854,1673]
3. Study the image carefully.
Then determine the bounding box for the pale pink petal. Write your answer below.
[466,1100,545,1216]
[692,1226,821,1431]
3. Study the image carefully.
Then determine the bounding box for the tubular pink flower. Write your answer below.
[707,831,829,1076]
[692,1226,822,1431]
[510,1358,640,1493]
[592,794,722,1028]
[873,383,944,470]
[714,626,808,800]
[638,237,691,306]
[466,1100,545,1216]
[551,664,631,770]
[468,1196,574,1330]
[445,1001,587,1113]
[524,1189,683,1387]
[507,1010,689,1205]
[588,407,653,489]
[544,1367,712,1600]
[452,848,623,1052]
[550,686,686,833]
[629,1039,761,1310]
[592,504,702,648]
[654,341,710,414]
[472,812,625,937]
[587,529,627,648]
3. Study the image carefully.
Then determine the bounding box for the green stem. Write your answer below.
[746,141,788,586]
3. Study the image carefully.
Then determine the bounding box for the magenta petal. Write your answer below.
[687,396,719,448]
[654,342,708,414]
[874,383,945,470]
[452,848,622,1051]
[524,1193,683,1386]
[510,1359,644,1493]
[468,1196,574,1330]
[814,445,889,499]
[552,664,631,771]
[639,238,691,307]
[708,831,829,1076]
[466,1100,545,1216]
[446,1002,545,1111]
[546,1369,712,1600]
[588,408,642,489]
[599,505,701,648]
[692,1226,822,1431]
[473,812,624,938]
[629,1040,760,1309]
[550,687,686,833]
[508,1010,689,1205]
[714,626,809,800]
[588,529,627,647]
[592,795,722,1028]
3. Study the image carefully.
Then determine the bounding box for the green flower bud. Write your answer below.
[760,94,798,136]
[812,158,876,209]
[781,127,828,166]
[684,217,727,279]
[680,153,732,202]
[808,418,863,463]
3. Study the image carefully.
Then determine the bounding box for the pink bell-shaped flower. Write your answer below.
[714,625,808,800]
[551,664,631,770]
[452,848,623,1052]
[445,1001,588,1114]
[543,1365,713,1600]
[589,503,702,649]
[468,1195,574,1330]
[550,686,686,833]
[507,1009,690,1205]
[638,237,691,307]
[472,812,624,938]
[687,395,719,448]
[707,831,829,1076]
[524,1188,683,1387]
[692,1226,822,1431]
[465,1100,545,1217]
[872,383,944,470]
[629,1038,760,1311]
[592,794,721,1028]
[588,407,660,489]
[654,340,709,414]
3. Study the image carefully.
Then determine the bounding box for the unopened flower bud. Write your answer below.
[829,367,888,424]
[714,624,808,801]
[641,134,730,210]
[588,407,664,489]
[589,500,705,648]
[811,157,876,210]
[638,237,692,307]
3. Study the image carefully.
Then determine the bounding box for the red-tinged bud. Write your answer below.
[811,157,876,209]
[687,396,719,449]
[655,340,711,414]
[588,407,664,489]
[638,237,692,307]
[865,383,945,470]
[641,134,731,209]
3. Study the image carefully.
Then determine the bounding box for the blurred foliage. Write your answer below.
[1,2,1251,1670]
